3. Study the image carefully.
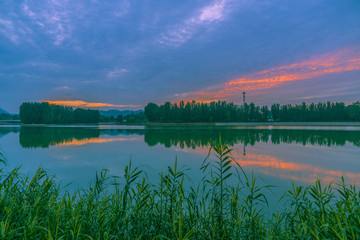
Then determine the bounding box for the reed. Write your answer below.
[0,143,359,239]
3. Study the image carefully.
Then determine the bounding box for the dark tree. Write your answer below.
[20,102,100,124]
[116,114,124,123]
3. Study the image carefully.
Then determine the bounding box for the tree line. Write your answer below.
[100,112,147,124]
[18,100,360,124]
[20,102,100,124]
[271,102,360,121]
[145,100,360,122]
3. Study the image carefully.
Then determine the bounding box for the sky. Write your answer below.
[0,0,360,113]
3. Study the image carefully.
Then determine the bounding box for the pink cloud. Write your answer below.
[174,48,360,102]
[158,0,232,46]
[44,100,139,108]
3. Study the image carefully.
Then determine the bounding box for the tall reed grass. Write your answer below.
[0,142,359,239]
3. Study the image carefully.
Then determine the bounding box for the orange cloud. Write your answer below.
[175,48,360,102]
[44,100,139,108]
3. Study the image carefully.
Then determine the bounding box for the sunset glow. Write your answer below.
[1,0,359,112]
[1,1,360,233]
[44,100,139,108]
[176,48,360,102]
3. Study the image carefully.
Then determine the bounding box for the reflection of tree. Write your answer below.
[143,127,360,149]
[19,127,101,148]
[19,127,146,149]
[0,127,20,138]
[144,128,270,149]
[100,129,144,137]
[270,129,360,147]
[16,126,360,149]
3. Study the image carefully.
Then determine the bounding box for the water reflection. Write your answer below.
[57,137,140,146]
[19,127,101,148]
[0,127,19,137]
[16,126,360,149]
[230,152,360,184]
[144,127,360,148]
[18,127,143,148]
[0,125,359,187]
[170,145,360,185]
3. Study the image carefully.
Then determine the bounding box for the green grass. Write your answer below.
[0,143,359,240]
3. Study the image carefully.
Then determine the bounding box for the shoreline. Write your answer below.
[146,122,215,126]
[216,122,360,127]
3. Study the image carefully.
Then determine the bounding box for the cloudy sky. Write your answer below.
[1,0,359,112]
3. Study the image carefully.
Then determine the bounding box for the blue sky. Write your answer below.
[1,0,360,112]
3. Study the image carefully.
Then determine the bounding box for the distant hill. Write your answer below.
[100,109,143,117]
[0,108,9,114]
[0,108,19,121]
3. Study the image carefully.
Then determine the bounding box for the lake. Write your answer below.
[1,124,360,208]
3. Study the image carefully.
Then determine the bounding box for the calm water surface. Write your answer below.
[1,125,359,206]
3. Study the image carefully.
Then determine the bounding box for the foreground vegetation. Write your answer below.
[0,146,359,239]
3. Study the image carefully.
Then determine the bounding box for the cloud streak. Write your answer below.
[22,0,74,45]
[107,68,129,78]
[175,48,360,102]
[0,18,19,43]
[158,0,232,47]
[44,100,139,108]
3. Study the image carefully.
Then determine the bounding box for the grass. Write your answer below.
[0,143,359,239]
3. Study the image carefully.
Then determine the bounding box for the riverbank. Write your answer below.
[146,122,215,126]
[216,121,360,126]
[0,120,21,125]
[147,122,360,127]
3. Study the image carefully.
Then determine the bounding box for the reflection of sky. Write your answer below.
[173,142,360,186]
[57,137,140,146]
[231,146,360,185]
[1,0,360,113]
[0,126,360,195]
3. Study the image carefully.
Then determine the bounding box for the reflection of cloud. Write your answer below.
[175,48,360,102]
[175,146,360,185]
[158,0,232,46]
[44,100,139,108]
[231,153,360,184]
[57,137,139,146]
